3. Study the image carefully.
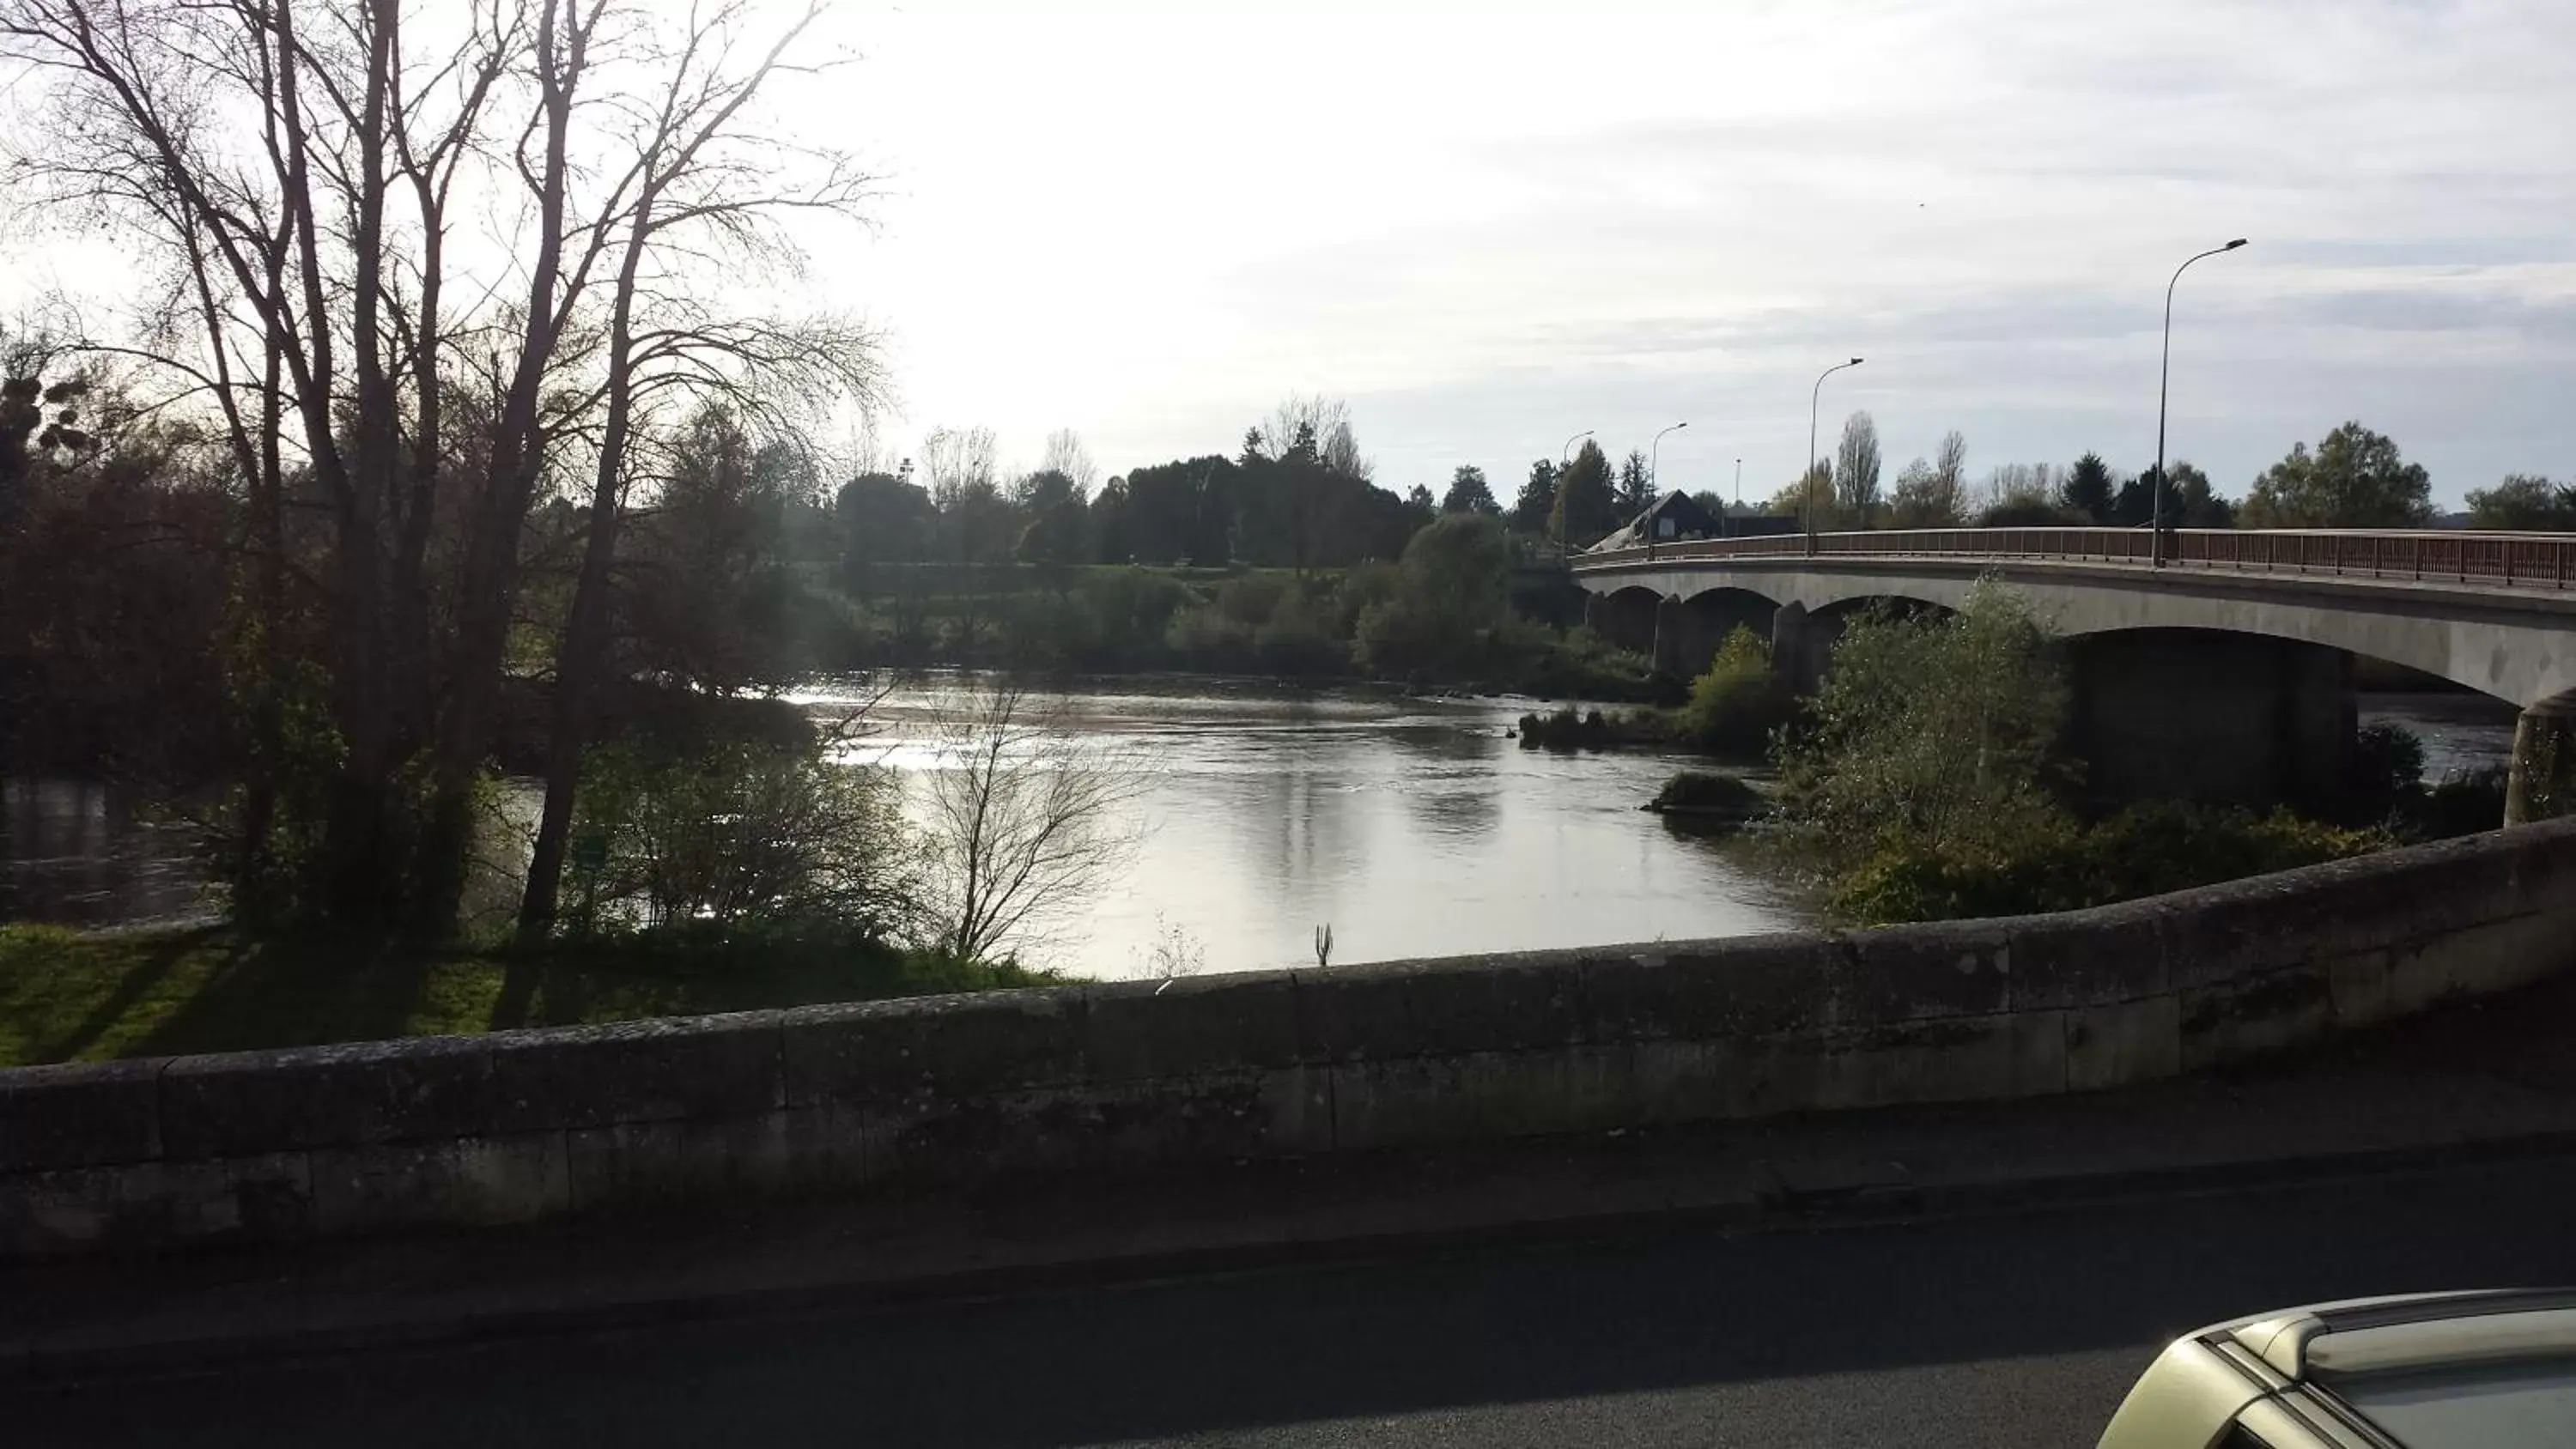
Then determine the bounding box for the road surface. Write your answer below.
[15,1149,2576,1447]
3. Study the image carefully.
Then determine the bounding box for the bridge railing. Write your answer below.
[1575,528,2576,589]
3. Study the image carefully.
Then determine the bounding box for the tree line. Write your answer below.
[1735,412,2561,537]
[838,397,1440,579]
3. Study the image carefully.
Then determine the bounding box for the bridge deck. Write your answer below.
[1575,528,2576,593]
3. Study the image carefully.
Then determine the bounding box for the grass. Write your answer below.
[0,923,1064,1069]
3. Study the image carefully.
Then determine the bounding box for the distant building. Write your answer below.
[1586,491,1799,550]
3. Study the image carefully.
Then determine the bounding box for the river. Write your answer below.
[0,686,2524,978]
[798,676,1807,978]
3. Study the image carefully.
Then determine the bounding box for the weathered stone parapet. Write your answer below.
[8,816,2575,1260]
[2506,700,2576,825]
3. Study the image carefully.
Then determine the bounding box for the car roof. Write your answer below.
[2212,1291,2576,1449]
[2214,1289,2576,1382]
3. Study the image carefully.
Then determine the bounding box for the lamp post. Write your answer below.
[2153,239,2245,567]
[1642,422,1686,557]
[1558,429,1591,562]
[1731,458,1742,537]
[1649,420,1688,501]
[1807,357,1863,555]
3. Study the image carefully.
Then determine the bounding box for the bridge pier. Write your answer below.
[1649,596,1696,676]
[1769,602,1837,696]
[2069,631,2354,815]
[1590,589,1662,663]
[2506,702,2576,825]
[1648,597,1749,678]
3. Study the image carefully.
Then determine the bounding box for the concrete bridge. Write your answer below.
[1572,528,2576,821]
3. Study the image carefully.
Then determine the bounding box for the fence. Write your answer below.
[1577,529,2576,590]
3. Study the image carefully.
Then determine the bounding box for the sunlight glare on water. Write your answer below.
[792,673,1809,979]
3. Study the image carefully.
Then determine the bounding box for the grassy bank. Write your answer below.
[0,925,1060,1069]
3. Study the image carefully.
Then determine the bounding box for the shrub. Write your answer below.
[1683,626,1792,755]
[1255,589,1347,676]
[1649,771,1765,816]
[568,740,914,937]
[1773,575,2402,925]
[1081,568,1192,658]
[2413,766,2508,840]
[2338,722,2427,825]
[1518,706,1608,751]
[1775,576,2072,867]
[1213,573,1290,627]
[1354,513,1510,677]
[1826,803,2391,925]
[1163,599,1255,666]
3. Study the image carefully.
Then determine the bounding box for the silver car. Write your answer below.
[2099,1289,2576,1447]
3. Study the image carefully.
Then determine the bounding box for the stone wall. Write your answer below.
[9,817,2576,1260]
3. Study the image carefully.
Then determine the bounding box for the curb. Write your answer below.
[13,1125,2576,1388]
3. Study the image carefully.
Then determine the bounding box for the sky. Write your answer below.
[793,0,2575,508]
[4,0,2569,510]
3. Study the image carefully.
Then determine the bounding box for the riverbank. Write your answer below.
[0,925,1060,1070]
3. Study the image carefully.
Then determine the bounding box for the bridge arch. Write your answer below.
[1573,535,2576,822]
[2063,628,2358,814]
[1575,560,2576,710]
[1583,585,1665,660]
[1661,587,1781,677]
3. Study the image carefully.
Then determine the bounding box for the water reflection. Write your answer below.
[2358,692,2518,779]
[826,676,1814,978]
[0,778,213,928]
[1387,722,1505,841]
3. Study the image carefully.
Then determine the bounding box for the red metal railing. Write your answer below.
[1574,529,2576,590]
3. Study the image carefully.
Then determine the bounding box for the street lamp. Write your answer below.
[2153,239,2246,567]
[1733,458,1742,538]
[1649,421,1688,500]
[1643,422,1687,557]
[1807,357,1864,555]
[1558,429,1591,561]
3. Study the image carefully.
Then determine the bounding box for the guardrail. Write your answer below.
[1575,529,2576,590]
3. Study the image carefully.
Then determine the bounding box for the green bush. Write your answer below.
[1683,626,1792,755]
[1827,803,2391,925]
[1214,573,1290,628]
[568,740,914,937]
[1163,599,1255,665]
[1255,589,1347,676]
[1649,771,1765,815]
[2339,722,2427,825]
[1775,577,2073,869]
[1354,513,1511,677]
[2413,766,2508,839]
[1772,577,2398,925]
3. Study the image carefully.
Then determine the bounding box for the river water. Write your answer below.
[0,686,2524,977]
[797,676,1807,978]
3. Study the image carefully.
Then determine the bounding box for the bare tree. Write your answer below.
[3,0,878,933]
[515,0,883,938]
[1039,427,1097,497]
[1255,394,1370,480]
[1934,429,1969,504]
[918,683,1146,963]
[921,424,1001,508]
[0,0,526,921]
[1888,429,1971,528]
[1834,410,1882,526]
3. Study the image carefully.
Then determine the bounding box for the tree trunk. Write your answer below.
[519,192,649,940]
[418,0,583,931]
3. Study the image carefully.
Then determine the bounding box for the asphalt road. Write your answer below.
[15,1149,2576,1448]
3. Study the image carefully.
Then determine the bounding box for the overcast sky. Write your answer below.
[5,1,2567,508]
[793,0,2574,507]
